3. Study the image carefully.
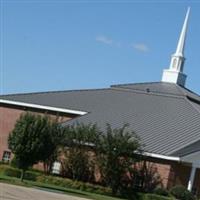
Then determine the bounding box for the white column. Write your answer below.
[187,165,196,191]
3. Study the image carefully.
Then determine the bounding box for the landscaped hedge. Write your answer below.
[154,187,169,197]
[0,164,111,195]
[144,194,174,200]
[36,175,112,195]
[0,164,187,200]
[35,176,177,200]
[0,164,41,181]
[170,185,195,200]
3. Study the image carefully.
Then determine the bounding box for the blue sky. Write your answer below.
[1,0,200,95]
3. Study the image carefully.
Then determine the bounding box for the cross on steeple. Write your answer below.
[162,7,190,86]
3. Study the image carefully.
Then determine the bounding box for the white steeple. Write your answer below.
[162,7,190,86]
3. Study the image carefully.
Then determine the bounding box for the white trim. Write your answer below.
[143,152,180,161]
[181,151,200,165]
[187,165,196,191]
[0,99,87,115]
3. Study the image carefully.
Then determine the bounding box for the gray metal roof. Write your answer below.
[172,140,200,157]
[1,82,200,157]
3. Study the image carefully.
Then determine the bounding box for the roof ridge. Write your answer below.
[0,87,110,97]
[111,82,187,97]
[168,96,200,156]
[111,81,161,87]
[174,84,187,96]
[177,84,200,97]
[111,82,200,99]
[111,87,185,99]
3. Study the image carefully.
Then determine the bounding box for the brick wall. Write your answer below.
[144,157,193,190]
[0,106,24,160]
[152,162,171,188]
[0,104,74,161]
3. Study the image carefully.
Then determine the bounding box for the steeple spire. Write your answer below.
[162,7,190,86]
[175,7,190,57]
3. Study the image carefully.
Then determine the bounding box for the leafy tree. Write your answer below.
[8,112,63,180]
[40,119,65,174]
[8,113,42,181]
[62,123,101,182]
[96,124,142,195]
[63,123,101,149]
[63,148,95,182]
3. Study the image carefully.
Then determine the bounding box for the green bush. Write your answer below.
[0,161,9,165]
[145,193,173,200]
[10,156,19,168]
[0,165,11,175]
[0,164,40,181]
[24,171,39,181]
[4,167,21,178]
[170,185,195,200]
[36,175,112,195]
[154,187,169,197]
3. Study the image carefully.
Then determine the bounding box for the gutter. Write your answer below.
[142,152,180,162]
[0,99,87,116]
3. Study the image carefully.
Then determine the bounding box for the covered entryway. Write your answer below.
[181,151,200,195]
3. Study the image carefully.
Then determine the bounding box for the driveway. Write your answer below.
[0,183,90,200]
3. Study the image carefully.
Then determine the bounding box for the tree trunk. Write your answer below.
[44,159,54,175]
[20,169,25,182]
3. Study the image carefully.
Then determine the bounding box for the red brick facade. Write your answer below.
[0,104,73,161]
[0,106,24,160]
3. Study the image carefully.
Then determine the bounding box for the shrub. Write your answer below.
[0,164,40,181]
[36,174,112,195]
[10,156,19,168]
[145,193,173,200]
[4,167,21,178]
[0,161,9,165]
[0,165,11,176]
[154,187,169,197]
[170,185,195,200]
[24,171,39,181]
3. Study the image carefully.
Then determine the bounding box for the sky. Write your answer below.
[0,0,200,95]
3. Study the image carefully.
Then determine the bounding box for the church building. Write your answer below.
[1,8,200,193]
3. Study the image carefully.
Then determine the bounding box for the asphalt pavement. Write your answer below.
[0,182,90,200]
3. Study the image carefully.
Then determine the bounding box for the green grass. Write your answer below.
[0,174,126,200]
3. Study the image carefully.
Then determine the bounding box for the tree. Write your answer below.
[8,112,63,181]
[62,123,101,182]
[96,124,142,195]
[39,119,65,174]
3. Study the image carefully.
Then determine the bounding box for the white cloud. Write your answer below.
[96,35,113,45]
[132,43,149,52]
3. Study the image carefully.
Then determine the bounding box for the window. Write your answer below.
[2,151,11,163]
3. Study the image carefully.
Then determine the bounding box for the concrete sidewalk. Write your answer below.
[0,182,90,200]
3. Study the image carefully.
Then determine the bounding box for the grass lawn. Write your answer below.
[0,174,127,200]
